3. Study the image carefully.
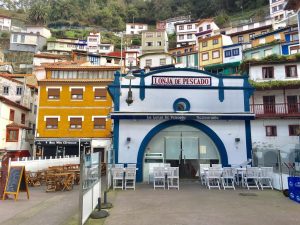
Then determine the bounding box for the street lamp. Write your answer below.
[124,70,135,105]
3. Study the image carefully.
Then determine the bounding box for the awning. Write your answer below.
[110,112,255,120]
[34,138,91,146]
[204,61,240,70]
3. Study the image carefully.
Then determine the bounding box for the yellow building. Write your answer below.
[198,34,233,68]
[35,64,120,158]
[251,27,288,48]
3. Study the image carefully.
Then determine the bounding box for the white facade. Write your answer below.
[222,44,243,64]
[196,20,220,39]
[126,23,148,35]
[26,26,52,38]
[269,0,294,21]
[87,33,101,53]
[0,15,11,31]
[109,68,254,182]
[98,43,114,54]
[139,53,175,69]
[175,21,198,46]
[223,19,273,35]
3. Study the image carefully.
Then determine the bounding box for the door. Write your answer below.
[287,96,298,114]
[263,96,275,114]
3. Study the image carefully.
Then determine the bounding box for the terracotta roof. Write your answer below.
[0,73,38,88]
[0,74,24,85]
[38,79,113,83]
[6,122,32,130]
[0,96,31,111]
[34,53,68,59]
[106,51,126,58]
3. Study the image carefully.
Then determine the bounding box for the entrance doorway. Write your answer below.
[144,125,220,181]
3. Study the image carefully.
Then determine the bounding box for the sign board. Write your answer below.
[35,140,79,146]
[3,166,29,201]
[152,76,211,86]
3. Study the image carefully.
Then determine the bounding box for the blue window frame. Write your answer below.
[232,48,240,56]
[224,50,231,58]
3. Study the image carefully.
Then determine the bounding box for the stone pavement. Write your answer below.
[104,181,300,225]
[0,186,79,225]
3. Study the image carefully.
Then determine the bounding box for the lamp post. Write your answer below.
[124,70,135,105]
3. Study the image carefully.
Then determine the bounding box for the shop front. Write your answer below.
[109,68,255,182]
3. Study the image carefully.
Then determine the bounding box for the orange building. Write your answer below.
[35,64,120,158]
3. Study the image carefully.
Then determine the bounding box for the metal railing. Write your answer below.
[250,103,300,117]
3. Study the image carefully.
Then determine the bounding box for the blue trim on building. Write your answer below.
[243,78,255,112]
[139,71,145,100]
[218,78,224,102]
[136,120,229,182]
[172,98,191,111]
[245,120,253,161]
[222,43,243,49]
[113,119,120,164]
[108,71,121,111]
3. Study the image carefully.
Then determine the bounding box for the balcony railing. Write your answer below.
[250,103,300,117]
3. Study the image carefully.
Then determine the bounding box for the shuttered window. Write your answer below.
[48,88,60,99]
[71,88,83,99]
[46,118,58,129]
[70,118,82,129]
[94,118,106,129]
[21,113,25,124]
[94,88,106,100]
[6,128,19,142]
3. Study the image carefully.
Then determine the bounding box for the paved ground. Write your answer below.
[0,186,79,225]
[104,181,300,225]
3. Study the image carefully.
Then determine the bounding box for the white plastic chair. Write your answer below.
[167,167,179,190]
[244,167,260,190]
[114,164,124,168]
[221,167,236,190]
[259,167,273,190]
[206,168,223,190]
[153,167,165,190]
[124,168,136,190]
[199,164,210,185]
[127,163,136,168]
[112,168,124,190]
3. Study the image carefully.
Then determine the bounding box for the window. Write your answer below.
[212,39,218,45]
[9,109,15,121]
[207,24,211,30]
[21,113,25,124]
[94,118,106,129]
[146,42,153,46]
[6,128,19,142]
[272,6,277,13]
[70,118,82,129]
[238,35,244,43]
[259,38,266,44]
[30,103,33,112]
[34,105,37,115]
[212,50,220,59]
[13,34,18,42]
[262,67,274,79]
[32,124,36,135]
[199,27,203,32]
[232,48,239,56]
[285,65,298,78]
[266,126,277,136]
[179,35,184,40]
[157,41,162,46]
[278,4,283,10]
[264,48,272,57]
[251,52,260,59]
[224,50,231,58]
[157,32,162,37]
[202,52,209,61]
[94,88,106,100]
[187,25,192,30]
[291,33,299,42]
[249,33,255,39]
[202,41,207,47]
[274,33,281,40]
[3,86,9,95]
[46,118,58,129]
[289,125,300,136]
[179,25,184,30]
[160,58,166,66]
[146,59,152,67]
[47,88,60,99]
[16,86,22,95]
[187,34,192,39]
[146,32,154,38]
[71,88,83,100]
[20,34,25,43]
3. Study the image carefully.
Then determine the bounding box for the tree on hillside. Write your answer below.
[27,1,49,25]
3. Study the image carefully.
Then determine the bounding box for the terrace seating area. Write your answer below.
[26,164,80,192]
[111,164,137,190]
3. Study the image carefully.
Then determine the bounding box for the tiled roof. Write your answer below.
[0,74,24,85]
[0,96,31,111]
[34,53,68,59]
[0,73,38,88]
[6,122,31,130]
[106,51,126,58]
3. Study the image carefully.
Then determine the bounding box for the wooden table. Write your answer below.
[46,172,74,192]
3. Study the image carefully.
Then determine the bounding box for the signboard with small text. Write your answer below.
[152,76,211,86]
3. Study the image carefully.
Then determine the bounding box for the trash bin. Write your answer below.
[288,177,300,203]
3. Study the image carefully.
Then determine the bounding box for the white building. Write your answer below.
[157,16,191,34]
[0,75,38,156]
[26,26,52,39]
[0,15,11,31]
[87,32,101,53]
[108,68,254,182]
[269,0,294,21]
[139,52,175,69]
[249,59,300,167]
[126,23,148,35]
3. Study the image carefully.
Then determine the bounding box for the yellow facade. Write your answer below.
[198,35,223,68]
[231,28,271,44]
[252,32,285,47]
[37,67,119,139]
